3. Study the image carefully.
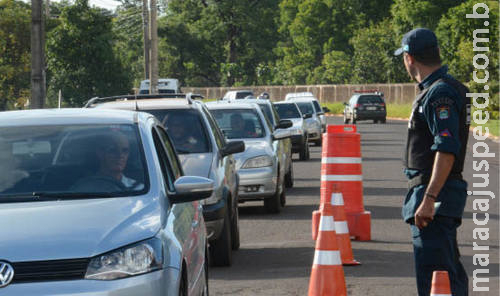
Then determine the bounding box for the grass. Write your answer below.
[321,102,499,137]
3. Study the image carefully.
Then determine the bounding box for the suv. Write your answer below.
[206,101,291,213]
[0,108,212,295]
[274,101,310,161]
[343,91,387,124]
[285,92,329,132]
[86,94,245,266]
[222,90,254,100]
[231,98,294,188]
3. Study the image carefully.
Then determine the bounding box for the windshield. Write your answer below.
[210,109,266,139]
[275,103,301,119]
[296,102,314,115]
[146,109,210,154]
[0,124,148,200]
[312,100,322,113]
[235,91,253,99]
[358,96,384,104]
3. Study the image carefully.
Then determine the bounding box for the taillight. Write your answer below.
[354,103,360,108]
[380,102,385,107]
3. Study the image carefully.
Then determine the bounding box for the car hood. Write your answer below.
[178,153,213,178]
[0,196,162,262]
[229,140,273,169]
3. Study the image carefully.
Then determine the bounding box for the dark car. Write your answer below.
[343,92,387,124]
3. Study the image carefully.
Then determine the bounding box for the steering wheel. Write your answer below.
[72,175,126,192]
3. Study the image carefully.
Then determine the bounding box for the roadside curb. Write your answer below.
[325,114,500,143]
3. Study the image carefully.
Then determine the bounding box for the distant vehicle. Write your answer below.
[222,90,254,100]
[86,93,245,267]
[257,92,270,100]
[206,101,291,213]
[343,90,387,124]
[285,92,328,133]
[139,78,180,94]
[228,98,294,188]
[274,101,310,161]
[286,98,322,146]
[0,108,212,295]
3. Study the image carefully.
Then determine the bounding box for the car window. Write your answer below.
[296,102,314,115]
[210,109,266,139]
[0,124,148,198]
[156,126,183,180]
[235,91,253,99]
[312,100,322,113]
[259,104,276,127]
[201,106,226,150]
[145,109,210,154]
[358,96,384,104]
[275,103,301,119]
[152,128,176,192]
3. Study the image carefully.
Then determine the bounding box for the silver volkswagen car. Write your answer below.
[0,109,212,295]
[206,101,291,213]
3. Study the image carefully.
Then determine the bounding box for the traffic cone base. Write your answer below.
[309,265,347,296]
[346,210,371,241]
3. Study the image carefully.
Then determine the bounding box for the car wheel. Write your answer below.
[351,113,356,124]
[279,187,287,207]
[230,205,240,251]
[264,174,282,213]
[374,119,378,124]
[343,112,350,124]
[299,138,308,161]
[209,210,232,266]
[284,162,294,189]
[314,136,322,146]
[381,118,386,124]
[305,142,310,160]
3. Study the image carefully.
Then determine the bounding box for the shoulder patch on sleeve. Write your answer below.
[436,105,450,119]
[439,129,452,137]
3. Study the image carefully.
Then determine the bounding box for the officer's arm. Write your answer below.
[425,152,455,199]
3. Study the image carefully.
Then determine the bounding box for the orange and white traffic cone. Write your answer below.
[308,208,347,296]
[330,192,360,266]
[430,270,452,296]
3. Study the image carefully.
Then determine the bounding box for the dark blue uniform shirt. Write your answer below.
[403,66,468,222]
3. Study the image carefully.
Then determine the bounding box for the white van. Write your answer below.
[139,78,180,94]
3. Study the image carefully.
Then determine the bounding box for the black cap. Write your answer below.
[394,28,438,56]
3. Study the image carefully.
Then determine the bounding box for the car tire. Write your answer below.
[343,113,350,124]
[314,137,322,146]
[264,175,282,213]
[351,113,356,124]
[381,118,386,124]
[230,205,240,251]
[209,210,232,267]
[374,119,378,123]
[299,138,309,161]
[284,163,294,189]
[279,187,287,207]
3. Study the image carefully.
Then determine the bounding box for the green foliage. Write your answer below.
[0,0,31,110]
[46,0,130,107]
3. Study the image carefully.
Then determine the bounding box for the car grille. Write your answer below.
[11,258,90,283]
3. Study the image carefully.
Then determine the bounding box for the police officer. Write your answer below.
[394,28,470,295]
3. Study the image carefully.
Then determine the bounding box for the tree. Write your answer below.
[0,0,31,110]
[436,0,499,113]
[46,0,130,107]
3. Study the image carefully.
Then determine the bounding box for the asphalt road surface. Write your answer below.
[210,116,499,296]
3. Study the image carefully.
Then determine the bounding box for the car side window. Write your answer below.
[156,126,183,180]
[201,107,225,150]
[152,128,176,192]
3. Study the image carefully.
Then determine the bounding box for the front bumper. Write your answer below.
[2,269,180,296]
[307,128,322,141]
[202,199,226,241]
[237,166,277,200]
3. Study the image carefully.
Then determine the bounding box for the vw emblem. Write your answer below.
[0,261,14,288]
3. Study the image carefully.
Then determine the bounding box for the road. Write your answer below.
[210,116,500,295]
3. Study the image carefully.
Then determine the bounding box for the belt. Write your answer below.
[407,173,463,189]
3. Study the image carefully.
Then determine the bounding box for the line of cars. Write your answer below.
[0,90,326,296]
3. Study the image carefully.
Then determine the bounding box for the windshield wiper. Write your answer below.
[0,192,123,203]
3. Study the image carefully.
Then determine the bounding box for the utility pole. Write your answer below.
[142,0,150,80]
[31,0,45,109]
[149,0,158,94]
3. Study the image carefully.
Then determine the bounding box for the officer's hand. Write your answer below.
[415,197,435,229]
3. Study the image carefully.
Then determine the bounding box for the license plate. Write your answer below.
[366,106,376,110]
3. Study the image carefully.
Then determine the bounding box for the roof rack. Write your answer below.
[353,89,384,96]
[84,93,204,108]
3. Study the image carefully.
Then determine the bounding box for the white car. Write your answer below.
[285,97,322,146]
[285,92,328,133]
[222,90,254,100]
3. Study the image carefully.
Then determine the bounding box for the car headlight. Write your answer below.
[290,128,303,135]
[85,238,163,280]
[242,155,273,168]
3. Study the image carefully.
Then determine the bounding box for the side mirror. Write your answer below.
[303,113,313,119]
[276,119,292,129]
[272,129,291,140]
[221,141,245,157]
[171,176,214,203]
[322,107,330,113]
